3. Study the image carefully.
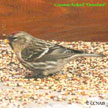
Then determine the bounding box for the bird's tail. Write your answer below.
[78,53,105,57]
[68,53,105,60]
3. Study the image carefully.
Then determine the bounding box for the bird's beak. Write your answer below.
[4,35,16,49]
[4,35,14,44]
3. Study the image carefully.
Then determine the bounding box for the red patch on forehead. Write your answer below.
[11,31,20,35]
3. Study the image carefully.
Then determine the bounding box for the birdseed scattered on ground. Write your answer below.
[0,40,108,108]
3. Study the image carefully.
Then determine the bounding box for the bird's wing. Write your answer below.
[21,42,84,62]
[44,45,84,61]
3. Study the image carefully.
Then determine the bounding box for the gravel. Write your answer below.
[0,40,108,108]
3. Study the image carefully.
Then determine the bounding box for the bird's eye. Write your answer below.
[13,37,18,41]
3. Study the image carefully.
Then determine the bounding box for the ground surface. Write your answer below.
[0,40,108,108]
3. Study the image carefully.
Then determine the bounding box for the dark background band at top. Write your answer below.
[0,0,108,42]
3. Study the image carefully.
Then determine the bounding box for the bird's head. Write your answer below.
[7,31,32,52]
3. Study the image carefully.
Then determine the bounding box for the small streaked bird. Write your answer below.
[6,31,105,77]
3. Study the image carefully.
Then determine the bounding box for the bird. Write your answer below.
[6,31,105,77]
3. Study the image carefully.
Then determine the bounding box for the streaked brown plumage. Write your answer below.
[7,31,105,77]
